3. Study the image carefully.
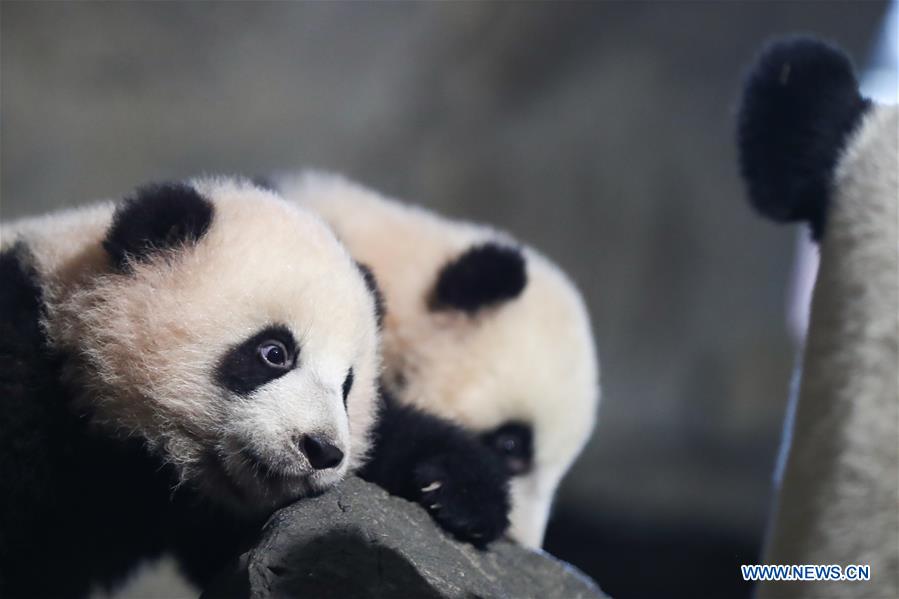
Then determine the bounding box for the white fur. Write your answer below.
[1,177,381,515]
[759,106,899,598]
[277,172,600,547]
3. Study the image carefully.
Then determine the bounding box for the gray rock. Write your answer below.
[202,477,608,599]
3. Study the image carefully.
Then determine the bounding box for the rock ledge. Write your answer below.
[202,476,608,598]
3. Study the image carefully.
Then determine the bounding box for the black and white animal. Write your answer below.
[0,177,509,598]
[271,172,599,548]
[738,37,898,598]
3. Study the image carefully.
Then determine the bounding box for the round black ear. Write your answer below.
[429,243,527,314]
[355,262,386,327]
[103,182,214,271]
[737,37,870,240]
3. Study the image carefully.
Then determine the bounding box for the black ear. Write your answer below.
[429,243,527,314]
[737,37,870,241]
[103,182,214,270]
[355,262,385,327]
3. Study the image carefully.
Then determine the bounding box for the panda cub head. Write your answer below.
[50,178,381,514]
[274,172,600,548]
[421,235,599,549]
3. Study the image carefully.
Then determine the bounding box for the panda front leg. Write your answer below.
[359,391,511,547]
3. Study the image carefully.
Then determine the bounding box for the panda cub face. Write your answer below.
[273,172,600,547]
[423,243,599,547]
[54,178,380,514]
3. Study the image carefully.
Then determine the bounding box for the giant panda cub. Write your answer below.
[738,38,898,597]
[272,172,600,548]
[0,177,509,598]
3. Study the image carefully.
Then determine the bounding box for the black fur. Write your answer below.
[0,246,262,597]
[737,37,870,241]
[356,261,386,327]
[342,367,354,407]
[216,325,300,395]
[360,391,511,546]
[103,182,214,270]
[429,243,527,314]
[0,244,43,349]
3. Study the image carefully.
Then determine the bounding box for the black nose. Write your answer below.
[299,435,344,470]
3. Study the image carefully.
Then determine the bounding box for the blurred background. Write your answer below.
[2,3,893,598]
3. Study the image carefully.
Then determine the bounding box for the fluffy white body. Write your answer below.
[1,177,381,514]
[276,172,599,547]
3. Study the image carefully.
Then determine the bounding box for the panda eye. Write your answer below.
[218,325,299,395]
[258,340,292,369]
[481,422,533,476]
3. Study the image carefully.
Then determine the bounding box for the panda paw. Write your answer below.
[413,453,510,547]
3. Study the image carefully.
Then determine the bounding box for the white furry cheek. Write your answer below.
[223,374,351,467]
[507,473,556,549]
[225,394,291,452]
[197,378,354,514]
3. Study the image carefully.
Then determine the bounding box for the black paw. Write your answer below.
[412,452,510,547]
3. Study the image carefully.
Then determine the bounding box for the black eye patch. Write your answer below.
[480,422,534,476]
[216,325,299,395]
[341,368,354,408]
[355,262,385,328]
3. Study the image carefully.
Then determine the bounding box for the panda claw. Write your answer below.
[421,481,442,493]
[429,503,441,510]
